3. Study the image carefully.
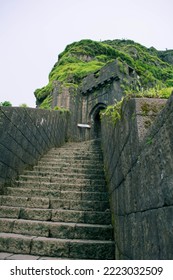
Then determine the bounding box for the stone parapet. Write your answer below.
[0,107,68,193]
[80,59,134,94]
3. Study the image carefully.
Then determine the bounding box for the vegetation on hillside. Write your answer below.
[34,39,173,108]
[0,101,12,107]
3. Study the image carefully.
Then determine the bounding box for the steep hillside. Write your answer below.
[34,39,173,108]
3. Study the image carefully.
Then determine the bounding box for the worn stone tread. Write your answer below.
[18,175,105,184]
[0,218,113,240]
[0,195,50,209]
[0,232,114,259]
[33,166,104,175]
[5,187,108,201]
[20,172,105,180]
[13,181,106,191]
[0,195,109,211]
[37,160,104,168]
[0,206,111,224]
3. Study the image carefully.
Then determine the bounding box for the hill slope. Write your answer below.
[34,39,173,108]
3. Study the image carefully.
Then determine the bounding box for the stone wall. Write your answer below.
[101,96,173,259]
[0,107,68,194]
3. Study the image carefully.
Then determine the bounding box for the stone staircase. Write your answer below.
[0,140,115,260]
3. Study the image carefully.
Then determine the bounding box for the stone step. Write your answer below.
[0,252,69,261]
[34,165,104,175]
[18,175,105,185]
[50,146,102,152]
[0,218,113,240]
[41,154,103,161]
[0,206,112,224]
[0,196,110,211]
[22,170,105,180]
[0,252,72,260]
[47,150,102,157]
[0,233,115,259]
[37,160,104,168]
[0,195,50,209]
[49,199,110,211]
[13,181,106,192]
[49,145,102,151]
[5,187,109,201]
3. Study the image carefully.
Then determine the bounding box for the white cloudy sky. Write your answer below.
[0,0,172,107]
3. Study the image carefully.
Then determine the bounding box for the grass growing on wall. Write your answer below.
[101,98,125,125]
[101,85,173,126]
[125,86,173,99]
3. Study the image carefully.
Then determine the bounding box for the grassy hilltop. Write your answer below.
[34,39,173,108]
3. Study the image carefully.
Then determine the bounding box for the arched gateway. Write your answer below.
[89,103,107,139]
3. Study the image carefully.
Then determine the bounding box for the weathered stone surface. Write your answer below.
[69,240,115,260]
[0,252,13,259]
[101,94,173,259]
[0,195,50,209]
[51,209,84,223]
[30,237,70,258]
[0,206,20,218]
[0,218,15,233]
[0,233,32,254]
[6,254,40,260]
[12,220,50,237]
[19,208,52,221]
[0,106,68,194]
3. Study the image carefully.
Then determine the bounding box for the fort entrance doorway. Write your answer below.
[89,103,107,139]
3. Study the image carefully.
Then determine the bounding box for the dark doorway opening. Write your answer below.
[89,103,107,140]
[94,111,102,139]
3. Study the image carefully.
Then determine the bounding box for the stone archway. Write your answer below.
[89,103,107,139]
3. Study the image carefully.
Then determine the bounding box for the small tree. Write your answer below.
[0,101,12,107]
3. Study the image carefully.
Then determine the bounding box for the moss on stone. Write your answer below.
[34,39,173,108]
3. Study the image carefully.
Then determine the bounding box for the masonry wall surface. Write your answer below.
[101,96,172,259]
[0,107,68,194]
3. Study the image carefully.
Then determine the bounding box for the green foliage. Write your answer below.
[126,86,173,99]
[35,38,173,107]
[146,137,153,145]
[53,106,70,115]
[19,103,28,108]
[166,79,173,87]
[39,95,52,109]
[0,101,12,107]
[101,98,124,125]
[50,60,104,84]
[34,82,53,103]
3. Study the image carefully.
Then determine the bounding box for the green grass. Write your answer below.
[34,39,173,108]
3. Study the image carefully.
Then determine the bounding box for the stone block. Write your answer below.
[52,209,84,223]
[31,237,70,258]
[69,240,114,259]
[13,220,50,237]
[0,233,32,254]
[0,206,20,219]
[19,208,52,221]
[0,218,14,233]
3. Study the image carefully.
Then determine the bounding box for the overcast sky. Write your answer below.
[0,0,172,107]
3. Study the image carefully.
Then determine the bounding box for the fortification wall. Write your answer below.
[51,60,138,142]
[0,107,68,194]
[101,96,173,259]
